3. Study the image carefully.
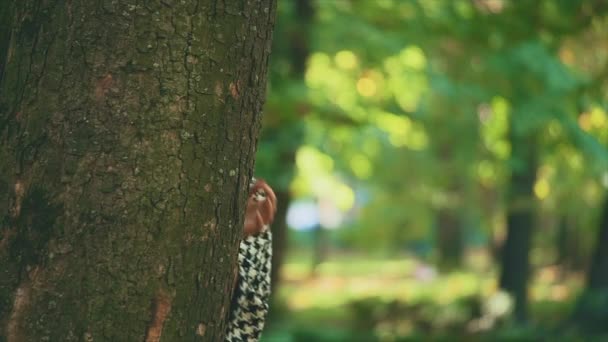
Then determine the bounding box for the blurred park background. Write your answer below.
[255,0,608,341]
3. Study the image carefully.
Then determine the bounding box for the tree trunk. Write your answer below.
[498,134,537,323]
[263,0,314,296]
[436,208,463,271]
[556,215,585,273]
[431,131,466,271]
[310,224,328,277]
[0,1,277,341]
[270,189,289,290]
[572,196,608,332]
[583,197,608,291]
[556,216,570,269]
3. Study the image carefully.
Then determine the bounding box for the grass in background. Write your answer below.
[262,251,588,342]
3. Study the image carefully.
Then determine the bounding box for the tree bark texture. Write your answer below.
[0,0,277,341]
[498,134,537,323]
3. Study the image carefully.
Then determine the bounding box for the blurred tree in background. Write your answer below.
[256,0,314,296]
[260,0,608,340]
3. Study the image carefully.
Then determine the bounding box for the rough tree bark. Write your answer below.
[0,0,276,341]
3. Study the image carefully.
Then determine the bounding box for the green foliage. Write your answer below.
[260,0,608,251]
[261,0,608,337]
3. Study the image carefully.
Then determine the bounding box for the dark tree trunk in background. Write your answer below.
[0,1,276,341]
[270,190,290,289]
[499,134,537,323]
[434,142,465,271]
[436,208,463,271]
[311,224,329,277]
[556,217,570,269]
[265,0,314,296]
[583,198,608,291]
[478,183,504,265]
[556,215,585,273]
[573,196,608,332]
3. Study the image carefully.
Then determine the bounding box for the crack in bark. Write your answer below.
[144,289,172,342]
[6,279,32,342]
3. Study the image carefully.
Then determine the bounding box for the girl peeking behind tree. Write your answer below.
[225,178,277,342]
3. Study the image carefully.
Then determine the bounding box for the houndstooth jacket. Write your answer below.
[225,228,272,342]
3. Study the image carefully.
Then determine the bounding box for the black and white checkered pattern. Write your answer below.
[225,229,272,342]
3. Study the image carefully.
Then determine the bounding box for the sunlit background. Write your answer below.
[255,1,608,341]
